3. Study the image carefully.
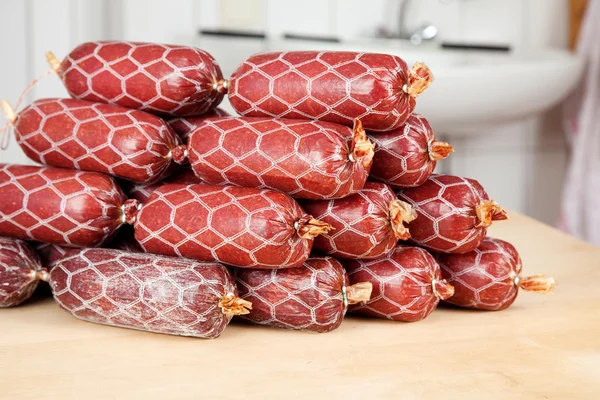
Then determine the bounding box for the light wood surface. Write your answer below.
[1,212,599,399]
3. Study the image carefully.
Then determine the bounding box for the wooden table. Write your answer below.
[1,213,599,399]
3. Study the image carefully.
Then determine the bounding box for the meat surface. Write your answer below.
[301,182,416,259]
[397,174,508,254]
[167,108,230,142]
[121,167,201,203]
[234,257,371,332]
[48,41,225,116]
[134,183,332,268]
[49,248,251,338]
[436,237,555,310]
[228,51,433,131]
[186,117,374,199]
[0,237,48,307]
[8,98,181,184]
[369,114,453,188]
[342,245,454,322]
[0,164,137,247]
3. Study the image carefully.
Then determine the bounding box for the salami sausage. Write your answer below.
[134,183,332,269]
[234,257,372,332]
[47,41,226,117]
[369,114,453,188]
[167,108,230,142]
[301,182,416,259]
[228,51,433,131]
[436,237,555,311]
[0,164,138,247]
[0,237,48,307]
[186,117,374,199]
[35,242,72,268]
[397,174,508,254]
[342,245,454,322]
[1,98,181,184]
[48,248,251,338]
[121,168,201,203]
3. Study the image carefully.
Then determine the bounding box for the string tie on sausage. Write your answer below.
[404,62,434,98]
[428,140,454,161]
[345,282,373,306]
[218,293,253,317]
[0,68,56,150]
[350,119,375,168]
[515,274,556,293]
[431,278,455,300]
[171,145,189,165]
[476,200,509,228]
[389,199,417,240]
[121,199,141,225]
[295,215,334,239]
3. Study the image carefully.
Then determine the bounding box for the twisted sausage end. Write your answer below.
[389,199,417,240]
[405,62,434,97]
[296,217,334,239]
[219,293,253,317]
[517,275,556,294]
[345,282,373,305]
[429,141,454,161]
[476,200,508,228]
[350,119,375,168]
[432,278,455,300]
[46,51,62,73]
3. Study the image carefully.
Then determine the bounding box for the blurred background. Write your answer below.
[0,0,596,242]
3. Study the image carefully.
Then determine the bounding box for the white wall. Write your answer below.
[0,0,571,225]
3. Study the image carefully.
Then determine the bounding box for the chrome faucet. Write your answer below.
[377,0,438,45]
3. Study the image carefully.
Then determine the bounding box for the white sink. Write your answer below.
[264,38,584,136]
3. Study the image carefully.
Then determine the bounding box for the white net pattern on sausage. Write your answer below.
[346,248,440,321]
[51,249,235,338]
[167,108,230,142]
[61,41,223,116]
[0,165,123,246]
[0,238,42,307]
[439,238,521,310]
[369,114,434,187]
[307,183,396,259]
[235,258,345,331]
[229,52,409,131]
[189,118,363,199]
[397,175,486,253]
[16,99,177,183]
[135,185,310,268]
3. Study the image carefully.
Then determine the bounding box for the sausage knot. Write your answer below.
[122,199,141,225]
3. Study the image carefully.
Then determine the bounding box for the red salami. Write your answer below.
[0,237,48,307]
[2,98,181,184]
[228,51,433,131]
[134,183,332,269]
[121,168,201,203]
[186,117,374,199]
[0,164,138,247]
[35,242,72,268]
[234,257,372,332]
[397,175,508,254]
[301,182,416,259]
[167,108,230,142]
[47,41,225,117]
[436,237,555,311]
[49,248,251,338]
[342,245,454,322]
[369,114,453,188]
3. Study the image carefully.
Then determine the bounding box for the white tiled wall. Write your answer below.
[0,0,571,225]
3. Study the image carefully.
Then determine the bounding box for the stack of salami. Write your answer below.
[0,41,555,338]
